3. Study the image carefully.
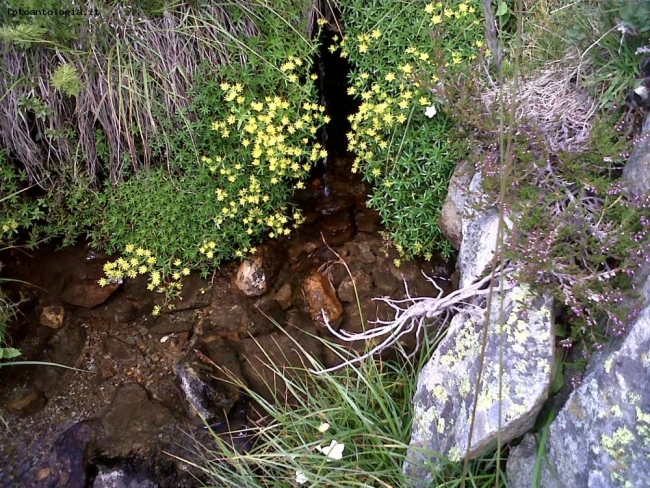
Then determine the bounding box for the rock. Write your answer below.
[7,387,47,416]
[54,420,99,488]
[93,468,157,488]
[40,305,65,329]
[320,211,356,246]
[249,299,286,336]
[506,273,650,488]
[238,311,322,403]
[150,309,199,334]
[404,284,555,484]
[337,269,373,303]
[354,205,382,233]
[36,468,51,481]
[302,270,344,326]
[506,434,542,488]
[622,113,650,197]
[167,273,211,311]
[202,301,249,340]
[174,348,242,422]
[234,242,283,297]
[103,336,138,362]
[457,207,503,288]
[60,279,120,308]
[235,256,268,296]
[274,283,293,310]
[355,241,376,264]
[438,160,475,250]
[97,384,175,458]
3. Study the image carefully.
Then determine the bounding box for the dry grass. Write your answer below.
[483,64,597,153]
[0,0,329,187]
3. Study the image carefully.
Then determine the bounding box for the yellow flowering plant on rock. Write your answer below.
[334,0,489,260]
[96,3,327,313]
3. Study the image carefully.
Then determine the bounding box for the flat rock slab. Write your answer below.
[405,284,554,485]
[507,278,650,488]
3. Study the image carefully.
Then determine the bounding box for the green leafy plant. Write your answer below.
[567,0,650,108]
[179,326,506,487]
[50,63,81,97]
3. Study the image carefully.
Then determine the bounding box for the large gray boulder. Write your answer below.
[507,273,650,488]
[405,284,555,485]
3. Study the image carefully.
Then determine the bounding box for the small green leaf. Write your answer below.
[0,348,21,360]
[495,2,509,16]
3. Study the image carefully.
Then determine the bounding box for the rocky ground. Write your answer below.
[0,159,455,488]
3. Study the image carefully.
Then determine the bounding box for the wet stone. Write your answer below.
[354,205,382,233]
[302,270,344,326]
[337,269,373,303]
[174,348,242,422]
[103,337,138,362]
[239,315,323,403]
[97,384,175,458]
[168,273,211,311]
[7,387,47,417]
[202,302,248,340]
[274,283,293,310]
[54,420,98,488]
[46,321,86,366]
[60,279,120,309]
[149,309,198,334]
[319,211,356,246]
[40,305,65,329]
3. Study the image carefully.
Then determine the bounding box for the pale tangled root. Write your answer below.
[483,65,596,153]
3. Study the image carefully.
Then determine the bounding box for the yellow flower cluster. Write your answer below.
[204,78,327,239]
[1,218,18,235]
[346,48,434,173]
[423,1,487,64]
[98,244,190,293]
[425,1,476,23]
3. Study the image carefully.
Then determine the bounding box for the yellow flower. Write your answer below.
[419,97,430,106]
[459,2,468,12]
[152,305,161,317]
[359,43,368,53]
[317,18,327,26]
[385,72,396,82]
[372,167,381,177]
[125,244,135,253]
[138,265,148,274]
[475,39,485,48]
[182,267,190,276]
[98,278,109,287]
[295,181,305,189]
[425,3,434,14]
[147,256,157,265]
[173,259,182,266]
[310,73,318,80]
[431,14,442,24]
[172,272,181,280]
